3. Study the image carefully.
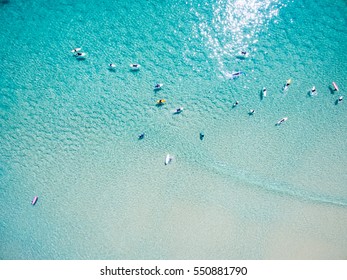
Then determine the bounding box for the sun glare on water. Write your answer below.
[185,0,287,76]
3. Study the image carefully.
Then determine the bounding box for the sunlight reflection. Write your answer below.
[185,0,287,75]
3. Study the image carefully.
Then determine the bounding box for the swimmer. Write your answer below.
[309,86,317,96]
[74,52,87,58]
[237,51,249,59]
[154,83,163,91]
[175,107,183,113]
[138,133,145,140]
[130,64,140,70]
[276,117,288,125]
[283,79,292,91]
[156,99,166,105]
[262,87,267,98]
[231,71,244,79]
[71,47,81,53]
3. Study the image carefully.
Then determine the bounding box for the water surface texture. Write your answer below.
[1,0,346,259]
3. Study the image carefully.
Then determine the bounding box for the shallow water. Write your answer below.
[0,0,346,259]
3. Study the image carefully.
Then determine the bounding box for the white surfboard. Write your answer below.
[165,154,173,165]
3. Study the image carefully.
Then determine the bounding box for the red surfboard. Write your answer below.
[332,82,339,91]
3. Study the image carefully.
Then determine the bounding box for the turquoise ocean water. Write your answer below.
[0,0,346,259]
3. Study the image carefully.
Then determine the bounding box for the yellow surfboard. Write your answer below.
[156,99,166,105]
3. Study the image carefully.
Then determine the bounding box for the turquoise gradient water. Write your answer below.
[0,0,346,259]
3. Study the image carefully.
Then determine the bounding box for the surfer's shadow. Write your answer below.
[328,86,336,94]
